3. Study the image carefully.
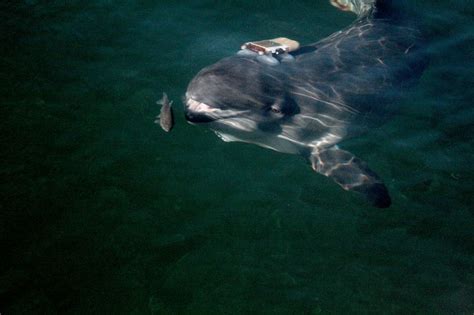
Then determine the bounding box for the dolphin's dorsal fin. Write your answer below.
[310,146,391,208]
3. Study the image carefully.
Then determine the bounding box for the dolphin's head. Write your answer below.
[185,56,303,151]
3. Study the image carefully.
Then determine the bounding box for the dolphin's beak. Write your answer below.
[185,97,251,124]
[184,110,216,123]
[184,98,217,123]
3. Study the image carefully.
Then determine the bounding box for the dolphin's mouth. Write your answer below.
[185,98,249,124]
[185,99,218,123]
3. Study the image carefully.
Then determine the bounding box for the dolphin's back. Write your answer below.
[293,1,425,119]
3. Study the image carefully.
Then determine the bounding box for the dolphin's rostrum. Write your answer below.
[184,0,426,207]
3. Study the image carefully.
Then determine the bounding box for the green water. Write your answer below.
[1,1,473,314]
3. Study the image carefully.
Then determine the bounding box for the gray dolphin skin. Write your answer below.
[156,92,174,132]
[184,0,426,208]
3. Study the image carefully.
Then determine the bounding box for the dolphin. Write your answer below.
[184,0,426,208]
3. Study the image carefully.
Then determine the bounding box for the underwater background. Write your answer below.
[1,0,473,313]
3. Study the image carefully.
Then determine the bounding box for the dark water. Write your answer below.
[1,1,473,314]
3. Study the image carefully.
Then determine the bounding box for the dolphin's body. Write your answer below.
[184,0,425,207]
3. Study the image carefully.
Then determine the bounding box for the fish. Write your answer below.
[155,92,174,132]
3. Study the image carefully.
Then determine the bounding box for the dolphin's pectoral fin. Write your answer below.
[310,147,391,208]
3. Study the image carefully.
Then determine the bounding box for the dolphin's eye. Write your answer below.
[270,105,282,114]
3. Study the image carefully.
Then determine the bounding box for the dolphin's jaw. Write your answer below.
[184,98,218,123]
[186,98,217,114]
[213,117,258,132]
[185,98,250,124]
[186,96,346,155]
[186,96,300,152]
[186,96,338,154]
[214,130,297,153]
